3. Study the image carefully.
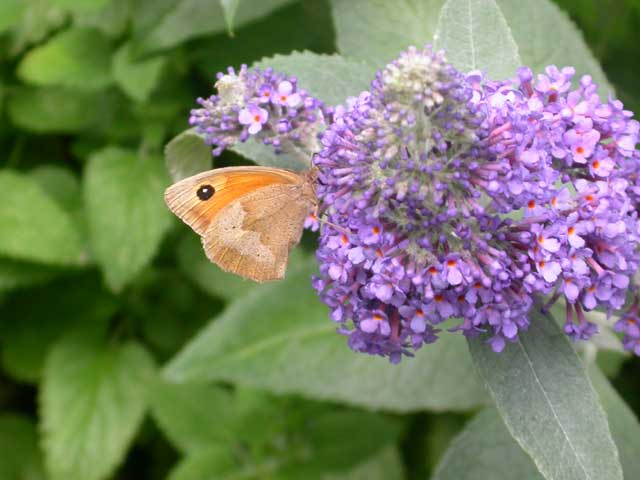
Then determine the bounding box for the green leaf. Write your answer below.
[494,0,612,92]
[220,0,240,34]
[41,327,156,480]
[167,447,236,480]
[133,0,296,55]
[0,273,117,383]
[0,0,25,34]
[30,166,82,215]
[7,87,118,133]
[254,52,376,106]
[149,380,234,453]
[0,414,46,480]
[330,0,446,66]
[17,28,113,91]
[164,257,489,412]
[434,366,640,479]
[7,0,67,57]
[177,233,254,301]
[230,139,312,171]
[0,258,63,292]
[467,309,623,480]
[325,447,405,480]
[165,128,212,183]
[113,42,166,102]
[433,409,543,480]
[0,171,85,266]
[83,147,172,292]
[49,0,111,11]
[73,0,133,38]
[589,365,640,479]
[434,0,521,78]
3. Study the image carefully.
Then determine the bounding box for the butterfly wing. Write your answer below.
[164,166,304,236]
[202,183,315,282]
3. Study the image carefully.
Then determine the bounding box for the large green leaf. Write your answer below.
[0,414,46,480]
[330,0,446,66]
[0,171,85,266]
[467,310,623,480]
[434,366,640,479]
[164,257,489,412]
[434,0,521,79]
[48,0,111,11]
[0,273,117,383]
[149,381,235,453]
[17,28,114,91]
[433,409,542,480]
[7,87,119,133]
[83,147,172,292]
[330,0,609,87]
[41,326,156,480]
[589,365,640,479]
[495,0,612,91]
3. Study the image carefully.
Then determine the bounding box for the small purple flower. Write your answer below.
[271,80,301,107]
[238,105,268,134]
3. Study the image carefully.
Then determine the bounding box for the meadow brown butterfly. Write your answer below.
[164,166,317,282]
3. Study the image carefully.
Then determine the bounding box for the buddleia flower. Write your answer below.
[189,65,326,157]
[313,46,640,362]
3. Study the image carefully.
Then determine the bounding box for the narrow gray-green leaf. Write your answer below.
[434,0,520,78]
[84,147,172,292]
[0,171,85,266]
[230,139,311,171]
[165,257,488,412]
[468,309,623,480]
[134,0,295,55]
[330,0,446,66]
[589,365,640,479]
[495,0,612,93]
[433,409,543,480]
[254,52,376,106]
[17,28,114,91]
[165,129,212,183]
[41,328,156,480]
[113,42,166,102]
[435,366,640,480]
[220,0,240,34]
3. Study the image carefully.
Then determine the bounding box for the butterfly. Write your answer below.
[164,166,317,282]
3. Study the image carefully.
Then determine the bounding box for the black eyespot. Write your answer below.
[196,184,215,201]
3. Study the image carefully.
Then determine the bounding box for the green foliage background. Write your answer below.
[0,1,638,479]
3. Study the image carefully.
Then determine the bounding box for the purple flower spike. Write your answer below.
[312,45,640,362]
[189,65,326,157]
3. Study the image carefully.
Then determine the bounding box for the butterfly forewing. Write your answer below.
[164,166,304,236]
[202,183,315,281]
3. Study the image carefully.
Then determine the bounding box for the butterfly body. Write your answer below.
[164,166,316,282]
